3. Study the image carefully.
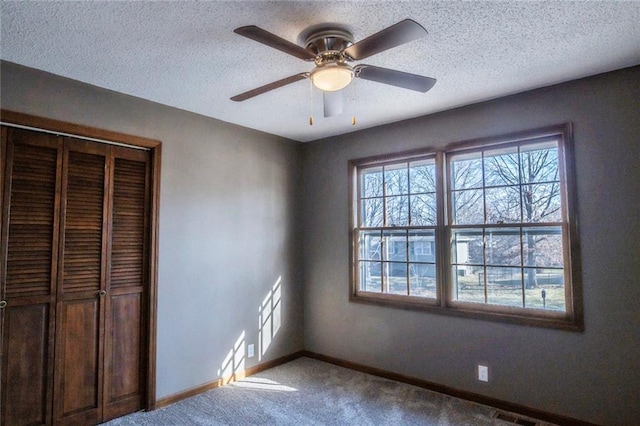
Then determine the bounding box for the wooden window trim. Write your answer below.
[349,124,583,331]
[0,109,162,408]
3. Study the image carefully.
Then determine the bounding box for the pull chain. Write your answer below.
[309,79,314,126]
[351,78,356,126]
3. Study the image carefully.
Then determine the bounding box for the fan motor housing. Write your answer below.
[304,28,354,55]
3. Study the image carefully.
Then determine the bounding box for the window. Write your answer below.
[357,157,439,300]
[350,124,583,330]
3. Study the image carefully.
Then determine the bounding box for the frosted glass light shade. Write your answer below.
[311,64,353,92]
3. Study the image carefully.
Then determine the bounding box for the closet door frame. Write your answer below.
[0,110,161,412]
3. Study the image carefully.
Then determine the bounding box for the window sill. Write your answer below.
[350,291,583,331]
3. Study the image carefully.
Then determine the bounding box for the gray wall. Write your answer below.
[1,61,305,399]
[3,60,639,424]
[302,66,640,425]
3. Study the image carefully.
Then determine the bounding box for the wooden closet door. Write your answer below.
[1,127,62,426]
[2,122,154,425]
[102,146,150,421]
[53,139,110,426]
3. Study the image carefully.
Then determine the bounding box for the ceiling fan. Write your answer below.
[230,19,436,118]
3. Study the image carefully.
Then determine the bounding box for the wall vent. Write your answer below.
[493,411,538,426]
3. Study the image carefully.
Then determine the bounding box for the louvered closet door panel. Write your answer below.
[54,139,108,426]
[3,130,60,297]
[1,128,61,426]
[103,147,150,421]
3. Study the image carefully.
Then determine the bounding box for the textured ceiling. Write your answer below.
[1,1,639,142]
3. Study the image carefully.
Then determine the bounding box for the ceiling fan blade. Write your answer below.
[355,65,436,92]
[231,73,308,102]
[323,91,344,117]
[343,19,427,60]
[234,26,316,61]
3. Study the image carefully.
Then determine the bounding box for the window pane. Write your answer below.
[359,230,381,261]
[523,183,561,223]
[523,226,564,268]
[453,266,485,303]
[386,195,409,226]
[520,143,559,184]
[484,147,520,187]
[450,154,483,190]
[486,266,523,307]
[451,228,483,265]
[362,198,383,227]
[410,193,436,226]
[386,262,408,295]
[486,186,521,224]
[409,263,436,298]
[409,230,435,262]
[359,261,381,292]
[526,267,565,288]
[385,164,408,196]
[451,189,484,225]
[383,230,407,262]
[485,227,521,266]
[524,268,565,311]
[409,160,436,193]
[361,167,383,197]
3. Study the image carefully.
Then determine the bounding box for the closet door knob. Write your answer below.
[98,290,107,297]
[0,300,7,308]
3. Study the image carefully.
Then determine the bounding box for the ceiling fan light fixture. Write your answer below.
[310,63,353,92]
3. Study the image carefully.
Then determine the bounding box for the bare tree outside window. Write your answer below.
[449,140,565,310]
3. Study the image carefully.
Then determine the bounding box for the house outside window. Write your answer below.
[413,240,432,256]
[349,124,583,330]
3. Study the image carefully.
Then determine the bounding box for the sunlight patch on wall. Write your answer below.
[259,276,282,360]
[217,330,246,384]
